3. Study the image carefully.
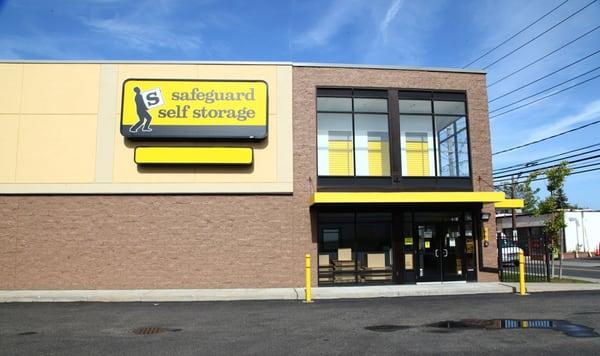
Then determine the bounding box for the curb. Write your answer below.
[1,283,598,303]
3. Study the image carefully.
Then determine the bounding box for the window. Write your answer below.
[318,113,354,176]
[399,92,470,177]
[317,91,390,177]
[317,89,471,183]
[318,211,392,285]
[435,101,469,176]
[399,99,435,177]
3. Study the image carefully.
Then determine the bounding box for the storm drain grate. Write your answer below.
[133,327,165,335]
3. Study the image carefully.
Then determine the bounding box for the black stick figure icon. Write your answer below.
[129,87,152,132]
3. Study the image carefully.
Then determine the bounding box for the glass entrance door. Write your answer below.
[417,224,441,282]
[441,221,465,282]
[416,215,466,282]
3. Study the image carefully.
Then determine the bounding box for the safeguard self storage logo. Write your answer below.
[120,79,268,139]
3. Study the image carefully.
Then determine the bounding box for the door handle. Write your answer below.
[443,249,448,257]
[435,249,439,257]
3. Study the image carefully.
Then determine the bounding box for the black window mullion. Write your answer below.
[454,122,460,176]
[354,211,358,284]
[431,96,438,177]
[389,90,401,179]
[351,90,357,178]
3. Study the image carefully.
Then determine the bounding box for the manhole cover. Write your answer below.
[365,325,411,332]
[132,327,165,335]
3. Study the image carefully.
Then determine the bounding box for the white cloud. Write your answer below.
[84,16,202,53]
[292,0,363,48]
[527,99,600,141]
[379,0,403,42]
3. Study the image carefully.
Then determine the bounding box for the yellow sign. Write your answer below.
[120,79,268,139]
[404,237,413,246]
[134,147,253,165]
[466,240,474,253]
[425,241,431,249]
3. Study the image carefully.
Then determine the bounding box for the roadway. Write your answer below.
[558,257,600,282]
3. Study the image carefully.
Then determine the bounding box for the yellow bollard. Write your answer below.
[305,254,312,303]
[519,250,526,296]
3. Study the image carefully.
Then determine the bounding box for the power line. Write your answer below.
[489,66,600,114]
[493,153,600,180]
[482,0,599,70]
[494,159,600,182]
[492,119,600,155]
[490,72,600,119]
[494,156,600,180]
[489,49,600,103]
[493,146,600,174]
[569,160,600,171]
[488,24,600,88]
[462,0,569,68]
[498,165,600,186]
[493,142,600,172]
[494,160,600,185]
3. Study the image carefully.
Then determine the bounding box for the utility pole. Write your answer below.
[511,175,517,240]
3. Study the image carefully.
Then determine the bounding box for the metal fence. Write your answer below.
[498,234,550,282]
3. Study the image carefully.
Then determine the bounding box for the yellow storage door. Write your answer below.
[368,140,390,176]
[406,136,429,176]
[328,140,353,175]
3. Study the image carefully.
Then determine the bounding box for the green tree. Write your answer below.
[536,161,570,279]
[499,171,540,214]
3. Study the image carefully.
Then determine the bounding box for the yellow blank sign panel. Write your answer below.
[135,147,253,165]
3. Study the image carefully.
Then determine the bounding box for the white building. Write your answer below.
[496,210,600,255]
[564,211,600,255]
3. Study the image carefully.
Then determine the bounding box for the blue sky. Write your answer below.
[1,0,599,208]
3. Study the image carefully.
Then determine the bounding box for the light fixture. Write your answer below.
[481,212,491,222]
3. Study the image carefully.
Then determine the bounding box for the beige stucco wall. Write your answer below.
[0,63,293,193]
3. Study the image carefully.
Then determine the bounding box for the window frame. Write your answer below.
[316,87,473,189]
[316,88,392,178]
[436,115,469,177]
[397,90,472,179]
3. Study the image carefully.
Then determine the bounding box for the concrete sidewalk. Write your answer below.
[2,282,600,302]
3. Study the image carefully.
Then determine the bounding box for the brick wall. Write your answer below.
[0,195,310,289]
[292,66,498,282]
[0,65,497,290]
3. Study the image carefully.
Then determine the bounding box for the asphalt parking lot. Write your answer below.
[1,291,600,355]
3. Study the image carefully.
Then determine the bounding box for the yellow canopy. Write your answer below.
[309,192,524,209]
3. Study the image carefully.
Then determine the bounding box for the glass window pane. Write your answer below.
[399,100,431,114]
[457,129,470,176]
[434,101,466,115]
[317,97,352,112]
[438,135,456,176]
[354,114,390,176]
[436,116,456,139]
[317,113,353,176]
[356,212,392,283]
[435,115,470,177]
[322,229,340,251]
[456,116,466,131]
[354,98,388,113]
[400,115,434,176]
